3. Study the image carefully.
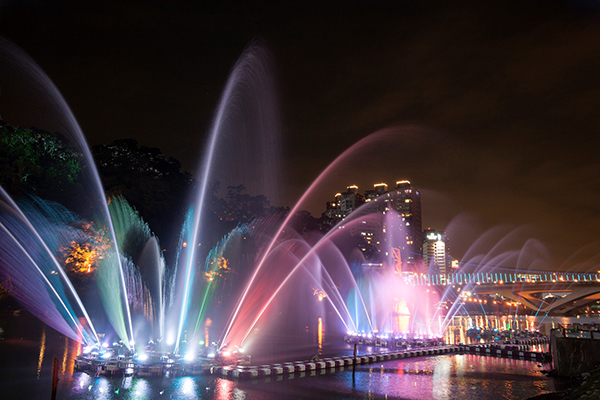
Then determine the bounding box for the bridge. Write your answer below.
[406,271,600,286]
[401,270,600,316]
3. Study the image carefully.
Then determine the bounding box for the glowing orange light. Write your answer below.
[61,239,106,274]
[312,288,327,302]
[205,257,230,282]
[205,271,215,282]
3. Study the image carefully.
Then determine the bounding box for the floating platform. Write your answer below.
[214,345,463,380]
[216,339,552,380]
[75,337,551,380]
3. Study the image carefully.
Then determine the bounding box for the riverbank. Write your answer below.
[561,368,600,399]
[529,368,600,399]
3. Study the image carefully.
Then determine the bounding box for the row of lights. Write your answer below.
[461,298,521,307]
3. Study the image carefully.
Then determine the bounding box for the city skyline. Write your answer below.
[324,179,455,274]
[324,179,424,273]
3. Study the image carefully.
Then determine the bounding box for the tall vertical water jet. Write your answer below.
[108,196,164,344]
[0,38,134,347]
[137,237,165,342]
[169,39,282,353]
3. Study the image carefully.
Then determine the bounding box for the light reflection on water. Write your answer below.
[61,336,69,375]
[0,317,560,400]
[132,379,152,398]
[47,354,552,400]
[317,317,323,356]
[443,315,575,350]
[215,378,235,400]
[36,328,46,380]
[347,355,553,400]
[93,378,111,400]
[178,376,198,399]
[432,356,451,399]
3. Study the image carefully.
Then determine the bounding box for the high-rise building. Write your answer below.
[324,185,364,220]
[364,183,388,202]
[323,180,423,272]
[391,180,422,270]
[423,228,449,275]
[324,194,342,220]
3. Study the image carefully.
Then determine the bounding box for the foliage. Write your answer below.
[220,184,283,222]
[60,240,102,278]
[288,209,333,236]
[92,139,193,246]
[0,119,83,201]
[0,124,328,255]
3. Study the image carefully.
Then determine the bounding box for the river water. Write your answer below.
[0,312,564,400]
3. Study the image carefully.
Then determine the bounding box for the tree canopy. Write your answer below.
[92,138,193,246]
[0,118,83,206]
[0,123,328,255]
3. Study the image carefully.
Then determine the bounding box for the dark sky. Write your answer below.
[1,0,599,268]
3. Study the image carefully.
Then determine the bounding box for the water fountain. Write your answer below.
[0,37,456,375]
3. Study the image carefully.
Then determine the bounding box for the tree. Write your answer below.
[0,118,83,206]
[92,139,193,247]
[221,184,272,222]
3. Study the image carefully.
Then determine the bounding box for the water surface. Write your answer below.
[0,314,558,400]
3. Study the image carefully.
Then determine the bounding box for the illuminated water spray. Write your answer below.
[0,38,134,347]
[0,190,99,344]
[173,39,282,353]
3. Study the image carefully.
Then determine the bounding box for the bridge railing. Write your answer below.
[402,272,600,286]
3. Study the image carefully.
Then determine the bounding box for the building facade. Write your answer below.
[422,228,455,276]
[324,180,423,272]
[392,180,422,270]
[324,185,364,220]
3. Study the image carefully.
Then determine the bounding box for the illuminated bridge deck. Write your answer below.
[407,272,600,286]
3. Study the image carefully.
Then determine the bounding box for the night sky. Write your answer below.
[1,1,599,268]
